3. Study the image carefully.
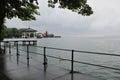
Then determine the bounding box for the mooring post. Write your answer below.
[70,50,74,73]
[9,42,11,55]
[43,47,47,65]
[27,45,30,66]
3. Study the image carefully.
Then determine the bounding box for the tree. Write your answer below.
[48,0,93,15]
[0,0,39,32]
[0,0,93,35]
[0,25,7,41]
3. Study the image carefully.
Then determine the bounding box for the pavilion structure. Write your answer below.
[21,27,37,38]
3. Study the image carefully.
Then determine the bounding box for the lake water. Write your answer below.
[6,37,120,80]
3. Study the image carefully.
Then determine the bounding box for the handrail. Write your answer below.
[34,46,72,51]
[13,45,120,71]
[4,42,120,73]
[35,45,120,57]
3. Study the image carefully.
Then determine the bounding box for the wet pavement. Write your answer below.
[0,51,102,80]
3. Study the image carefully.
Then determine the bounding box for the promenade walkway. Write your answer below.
[0,50,102,80]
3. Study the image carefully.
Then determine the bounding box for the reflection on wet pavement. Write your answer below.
[0,51,101,80]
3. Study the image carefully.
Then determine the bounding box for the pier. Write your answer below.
[3,38,37,45]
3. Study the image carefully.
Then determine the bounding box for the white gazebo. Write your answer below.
[21,28,37,38]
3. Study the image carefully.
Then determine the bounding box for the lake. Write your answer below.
[6,37,120,80]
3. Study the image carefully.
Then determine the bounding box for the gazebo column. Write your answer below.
[22,33,25,38]
[34,33,36,38]
[23,33,25,38]
[24,32,27,38]
[29,33,31,38]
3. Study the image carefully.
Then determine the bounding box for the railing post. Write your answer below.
[43,47,47,65]
[16,41,20,64]
[27,45,30,66]
[4,42,6,53]
[70,50,74,73]
[9,42,11,55]
[27,45,29,60]
[16,41,19,56]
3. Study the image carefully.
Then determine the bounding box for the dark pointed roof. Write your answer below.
[20,28,37,32]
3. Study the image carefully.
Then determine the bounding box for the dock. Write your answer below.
[3,38,37,45]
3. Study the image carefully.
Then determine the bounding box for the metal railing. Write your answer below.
[3,42,120,73]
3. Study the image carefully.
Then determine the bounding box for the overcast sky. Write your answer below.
[6,0,120,37]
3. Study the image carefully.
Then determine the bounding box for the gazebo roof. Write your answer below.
[21,28,37,32]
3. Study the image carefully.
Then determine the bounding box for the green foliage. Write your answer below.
[5,0,40,21]
[1,0,93,22]
[0,27,23,39]
[48,0,93,16]
[0,0,40,32]
[1,28,23,39]
[0,25,7,41]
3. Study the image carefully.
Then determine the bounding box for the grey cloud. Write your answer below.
[6,0,120,37]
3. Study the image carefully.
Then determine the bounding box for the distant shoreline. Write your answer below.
[42,36,61,38]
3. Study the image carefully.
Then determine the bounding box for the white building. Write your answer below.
[21,28,37,38]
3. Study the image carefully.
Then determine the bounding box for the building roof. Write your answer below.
[20,28,37,32]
